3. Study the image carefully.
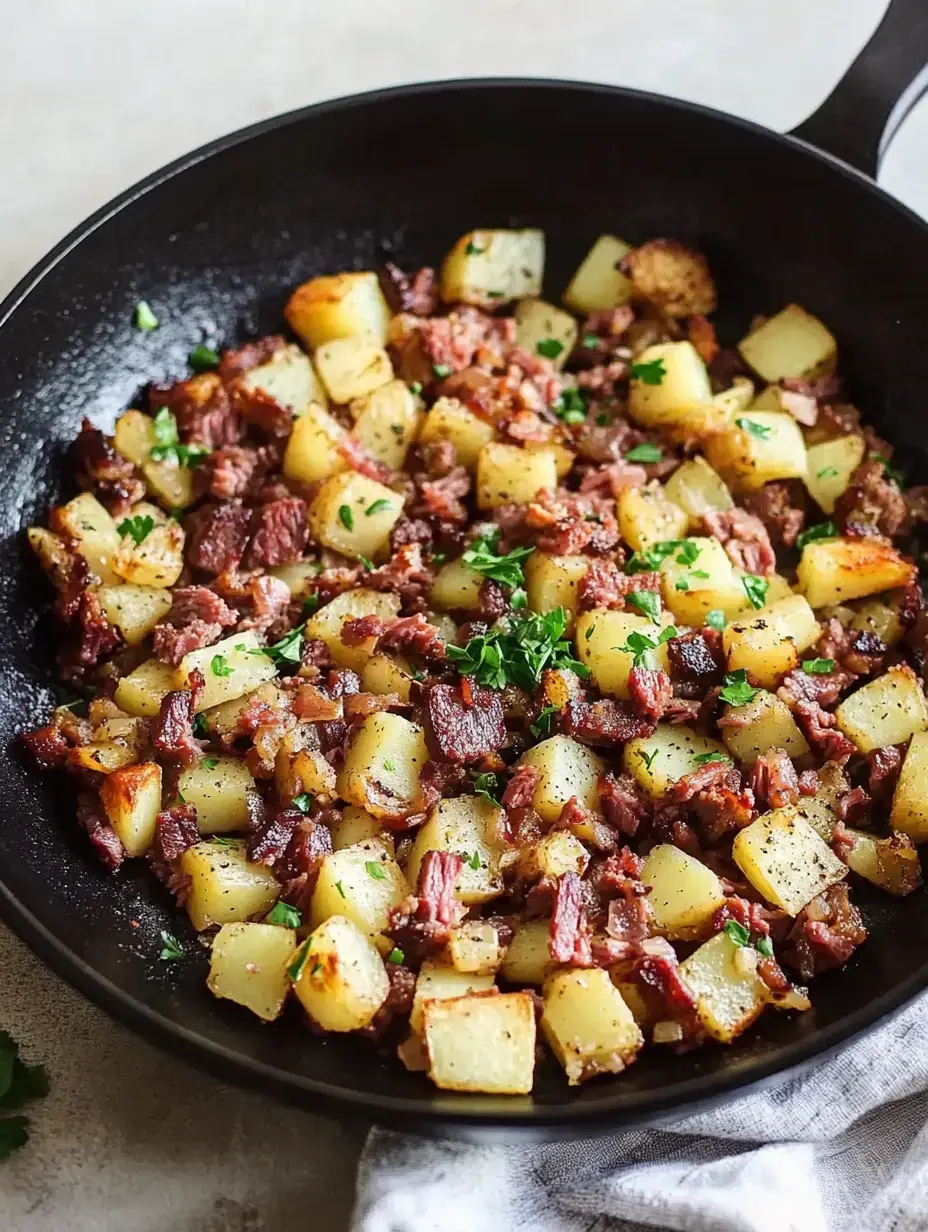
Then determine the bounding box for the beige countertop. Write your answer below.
[2,1,925,1228]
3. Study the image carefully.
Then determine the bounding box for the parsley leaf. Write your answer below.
[202,757,219,770]
[705,610,726,631]
[742,574,768,610]
[582,332,599,349]
[267,901,302,928]
[365,498,393,517]
[292,793,313,813]
[536,338,564,360]
[638,748,658,771]
[755,935,774,958]
[473,772,504,804]
[259,625,304,666]
[462,529,535,589]
[616,625,677,667]
[693,751,731,766]
[530,704,558,738]
[193,713,209,737]
[511,586,527,610]
[625,539,684,573]
[553,387,587,424]
[134,300,159,332]
[817,466,839,479]
[287,942,312,983]
[626,590,661,623]
[432,362,452,379]
[802,658,836,674]
[724,919,751,947]
[796,521,837,552]
[338,505,354,531]
[335,881,346,899]
[210,654,232,678]
[466,850,481,871]
[719,669,759,707]
[159,930,184,961]
[366,861,387,881]
[735,417,771,439]
[624,442,663,464]
[189,344,221,372]
[675,540,702,567]
[149,407,210,469]
[629,358,666,385]
[447,608,589,692]
[675,579,690,592]
[409,381,423,395]
[387,947,405,964]
[117,514,154,545]
[869,451,905,486]
[465,241,484,256]
[383,759,396,772]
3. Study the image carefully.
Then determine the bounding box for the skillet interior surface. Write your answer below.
[2,80,928,1134]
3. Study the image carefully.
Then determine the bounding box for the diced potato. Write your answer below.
[575,610,672,700]
[180,840,280,931]
[268,559,322,598]
[50,492,121,583]
[890,730,928,840]
[520,831,590,881]
[805,434,866,514]
[65,742,137,775]
[627,341,713,428]
[663,457,734,529]
[282,748,338,803]
[623,724,728,800]
[679,931,769,1043]
[98,761,162,856]
[623,239,717,318]
[411,960,496,1033]
[850,598,905,648]
[843,829,921,896]
[641,844,726,939]
[338,712,428,821]
[722,596,820,690]
[282,404,347,485]
[541,968,643,1085]
[617,482,688,551]
[423,991,536,1094]
[240,342,328,413]
[524,553,589,631]
[308,470,401,562]
[711,377,755,418]
[476,441,558,509]
[525,436,573,479]
[330,805,394,854]
[27,526,72,589]
[178,756,255,834]
[501,919,554,986]
[174,630,278,712]
[113,408,155,467]
[720,690,810,768]
[314,336,393,404]
[305,588,401,672]
[113,657,177,717]
[429,557,484,612]
[440,228,544,308]
[95,583,172,646]
[350,379,422,469]
[732,807,847,915]
[517,735,604,824]
[112,519,184,589]
[202,682,283,740]
[445,922,503,976]
[704,411,807,493]
[405,795,506,906]
[836,664,928,753]
[310,839,408,953]
[514,299,578,370]
[738,303,837,383]
[362,652,415,703]
[285,271,392,348]
[418,397,496,469]
[794,761,846,839]
[659,536,741,626]
[291,914,390,1032]
[797,537,915,608]
[111,411,196,511]
[207,922,297,1022]
[563,234,632,314]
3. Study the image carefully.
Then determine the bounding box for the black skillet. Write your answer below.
[2,0,928,1140]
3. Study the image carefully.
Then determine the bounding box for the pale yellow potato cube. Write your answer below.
[623,724,728,800]
[361,652,415,703]
[410,960,495,1034]
[180,840,280,931]
[797,537,915,608]
[660,536,740,626]
[514,298,578,370]
[711,377,755,418]
[440,228,544,308]
[178,756,255,834]
[517,735,604,824]
[207,922,297,1022]
[95,583,172,646]
[575,610,672,700]
[308,470,401,562]
[520,831,590,881]
[617,482,688,551]
[423,991,536,1094]
[641,844,726,939]
[314,336,393,404]
[501,919,554,986]
[305,588,401,672]
[805,434,867,514]
[113,407,157,467]
[174,631,278,712]
[476,441,558,509]
[732,808,846,915]
[51,491,121,583]
[113,409,195,510]
[722,596,819,690]
[285,270,392,348]
[239,342,328,414]
[843,829,921,896]
[291,914,390,1032]
[310,840,408,952]
[794,761,847,840]
[720,690,810,768]
[890,730,928,840]
[330,806,394,854]
[705,411,808,493]
[339,712,428,821]
[429,557,483,612]
[350,379,422,469]
[268,559,323,598]
[738,303,837,383]
[113,657,177,717]
[525,436,574,480]
[679,931,769,1042]
[541,968,643,1085]
[663,456,733,528]
[850,598,905,648]
[445,922,503,976]
[98,761,162,857]
[627,341,713,428]
[112,519,184,589]
[524,553,589,631]
[282,404,347,485]
[65,742,137,776]
[563,234,632,314]
[418,396,496,468]
[405,795,505,906]
[836,664,928,753]
[202,682,283,741]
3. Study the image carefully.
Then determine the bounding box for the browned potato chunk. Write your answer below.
[623,239,717,317]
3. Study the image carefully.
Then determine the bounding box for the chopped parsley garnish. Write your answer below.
[202,757,219,770]
[432,362,452,379]
[675,541,702,567]
[796,521,837,552]
[387,947,405,964]
[159,930,184,961]
[465,241,484,256]
[189,344,221,372]
[292,794,313,813]
[735,417,771,440]
[596,413,610,426]
[724,919,751,947]
[302,593,320,618]
[536,338,564,360]
[719,669,759,707]
[629,357,666,385]
[616,625,677,668]
[530,704,558,738]
[582,332,599,349]
[409,382,423,395]
[207,836,237,848]
[553,387,587,424]
[675,579,690,592]
[134,300,159,332]
[625,539,684,573]
[335,881,346,899]
[210,654,232,678]
[366,861,387,881]
[193,713,209,736]
[365,498,393,517]
[117,514,154,545]
[383,759,396,772]
[462,528,534,589]
[817,466,839,479]
[755,935,774,958]
[338,504,354,531]
[626,590,661,623]
[287,942,312,983]
[705,610,726,632]
[267,901,302,929]
[802,658,836,674]
[693,751,731,766]
[692,570,710,580]
[149,407,210,469]
[358,555,374,572]
[511,587,528,610]
[742,574,768,610]
[638,748,658,771]
[473,772,504,804]
[624,442,663,464]
[447,607,588,691]
[0,1030,49,1160]
[466,850,481,871]
[870,451,905,486]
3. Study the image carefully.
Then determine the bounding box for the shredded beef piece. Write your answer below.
[798,769,820,796]
[473,578,507,622]
[549,871,593,966]
[245,497,308,569]
[69,417,144,514]
[782,884,867,981]
[336,435,394,485]
[233,382,294,437]
[636,951,697,1015]
[378,263,439,317]
[778,664,854,710]
[742,481,806,548]
[238,574,292,635]
[341,614,386,649]
[152,585,238,665]
[416,465,471,525]
[578,460,648,497]
[687,315,718,365]
[749,749,799,810]
[76,792,126,871]
[208,445,259,500]
[147,803,199,893]
[53,552,91,623]
[576,417,640,463]
[424,683,506,764]
[151,372,242,448]
[834,459,909,537]
[22,720,72,769]
[562,697,655,747]
[526,488,621,557]
[867,745,904,799]
[594,774,646,838]
[366,545,435,614]
[216,335,285,381]
[589,845,646,898]
[187,504,253,574]
[831,820,856,863]
[359,961,419,1042]
[390,515,434,552]
[502,764,540,810]
[577,560,660,613]
[792,699,856,764]
[417,850,463,927]
[669,761,755,840]
[836,785,871,823]
[151,671,204,766]
[842,630,888,676]
[62,591,120,678]
[702,509,775,574]
[606,896,653,947]
[649,804,703,857]
[380,612,446,661]
[667,631,724,695]
[664,697,701,724]
[628,665,672,722]
[275,818,334,912]
[554,796,617,852]
[420,439,457,479]
[710,895,785,939]
[247,807,305,865]
[777,385,818,426]
[289,682,343,722]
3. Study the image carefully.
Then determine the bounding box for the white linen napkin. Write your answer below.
[352,990,928,1232]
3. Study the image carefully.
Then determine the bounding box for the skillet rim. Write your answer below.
[2,75,927,1132]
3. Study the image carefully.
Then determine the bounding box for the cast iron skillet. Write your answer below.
[2,0,928,1139]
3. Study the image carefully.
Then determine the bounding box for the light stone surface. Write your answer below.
[1,0,925,1228]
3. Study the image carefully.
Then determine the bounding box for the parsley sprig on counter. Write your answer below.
[447,607,588,691]
[0,1031,49,1160]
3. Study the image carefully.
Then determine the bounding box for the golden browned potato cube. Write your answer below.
[291,914,391,1032]
[112,518,184,589]
[350,379,422,470]
[732,808,846,915]
[641,844,726,939]
[177,756,256,834]
[623,239,717,318]
[418,396,496,468]
[850,597,905,648]
[890,730,928,840]
[202,682,283,740]
[659,536,742,626]
[541,968,643,1085]
[563,234,632,314]
[575,610,673,700]
[445,922,504,976]
[517,735,604,824]
[679,931,769,1043]
[239,342,329,414]
[330,805,394,854]
[476,441,558,509]
[27,526,72,589]
[843,829,921,896]
[51,492,121,583]
[405,795,506,906]
[704,411,808,493]
[663,456,734,528]
[524,552,589,631]
[440,228,544,308]
[623,723,728,800]
[339,712,428,821]
[720,690,810,768]
[617,482,688,551]
[500,919,554,986]
[520,831,590,881]
[836,664,928,753]
[793,761,847,840]
[722,596,819,690]
[314,336,393,404]
[423,991,536,1094]
[282,404,347,485]
[174,630,278,712]
[180,840,280,931]
[805,434,867,514]
[113,657,177,717]
[310,839,408,952]
[429,557,484,612]
[95,583,171,646]
[410,960,496,1034]
[207,922,297,1022]
[737,303,837,383]
[98,761,163,856]
[285,271,392,349]
[305,588,401,672]
[627,341,713,428]
[361,652,415,703]
[284,748,338,801]
[308,470,401,562]
[797,537,916,609]
[65,742,137,775]
[514,299,579,370]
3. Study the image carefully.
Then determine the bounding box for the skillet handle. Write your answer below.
[789,0,928,178]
